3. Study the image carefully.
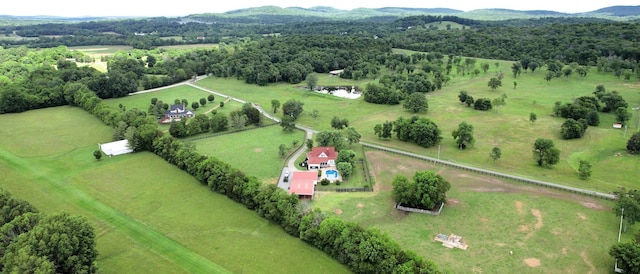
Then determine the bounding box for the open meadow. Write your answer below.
[312,149,634,273]
[196,61,640,193]
[104,84,221,113]
[0,106,348,273]
[192,125,304,182]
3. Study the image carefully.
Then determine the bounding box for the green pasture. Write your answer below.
[192,125,304,183]
[104,85,218,112]
[196,76,388,133]
[159,44,219,50]
[313,149,628,273]
[196,63,640,192]
[69,45,134,56]
[0,107,348,273]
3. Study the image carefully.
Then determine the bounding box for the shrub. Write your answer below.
[320,178,330,186]
[335,180,341,186]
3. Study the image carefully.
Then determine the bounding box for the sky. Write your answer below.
[4,0,638,17]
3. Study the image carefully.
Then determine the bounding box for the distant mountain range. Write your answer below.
[185,5,640,22]
[1,5,639,23]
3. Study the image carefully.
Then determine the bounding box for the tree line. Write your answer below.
[150,136,439,273]
[0,188,98,273]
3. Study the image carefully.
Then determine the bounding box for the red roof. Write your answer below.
[288,171,317,196]
[307,147,337,165]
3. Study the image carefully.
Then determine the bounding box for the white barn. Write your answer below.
[99,140,133,156]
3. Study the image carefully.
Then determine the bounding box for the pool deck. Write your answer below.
[320,168,342,182]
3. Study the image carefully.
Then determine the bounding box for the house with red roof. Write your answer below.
[306,146,338,169]
[288,171,318,199]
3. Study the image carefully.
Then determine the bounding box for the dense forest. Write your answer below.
[1,15,639,65]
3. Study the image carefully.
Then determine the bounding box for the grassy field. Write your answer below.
[192,125,304,183]
[196,63,640,193]
[313,149,633,273]
[0,106,348,273]
[104,85,220,112]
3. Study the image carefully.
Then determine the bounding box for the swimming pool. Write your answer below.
[325,169,338,179]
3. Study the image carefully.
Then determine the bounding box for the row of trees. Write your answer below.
[0,188,98,273]
[150,134,439,273]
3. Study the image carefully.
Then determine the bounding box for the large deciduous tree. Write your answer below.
[345,127,361,145]
[330,116,349,130]
[315,130,345,151]
[336,162,353,180]
[271,99,280,114]
[451,122,474,149]
[282,99,304,120]
[610,242,640,274]
[488,77,502,90]
[560,118,588,139]
[627,132,640,154]
[615,189,640,231]
[305,73,318,91]
[280,115,296,132]
[473,98,492,111]
[532,138,560,167]
[392,171,451,210]
[393,116,442,148]
[403,93,428,113]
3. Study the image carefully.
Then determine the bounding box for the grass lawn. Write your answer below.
[104,85,219,114]
[196,64,640,193]
[192,125,305,183]
[312,149,626,273]
[0,106,348,274]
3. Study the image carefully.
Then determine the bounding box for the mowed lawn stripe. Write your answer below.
[0,148,230,274]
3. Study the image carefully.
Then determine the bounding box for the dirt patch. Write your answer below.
[577,213,587,220]
[480,217,489,223]
[580,250,595,274]
[253,148,263,152]
[356,203,364,208]
[524,258,541,267]
[515,201,524,215]
[581,202,605,210]
[495,242,505,247]
[562,247,568,255]
[519,225,529,232]
[531,209,543,229]
[334,209,342,215]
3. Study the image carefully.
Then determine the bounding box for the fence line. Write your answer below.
[316,187,371,192]
[360,145,375,189]
[395,203,444,216]
[361,142,617,201]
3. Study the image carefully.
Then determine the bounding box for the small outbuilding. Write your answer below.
[288,171,318,200]
[99,140,133,156]
[329,69,344,76]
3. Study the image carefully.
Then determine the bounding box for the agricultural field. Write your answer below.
[0,106,348,273]
[195,62,640,193]
[312,149,634,273]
